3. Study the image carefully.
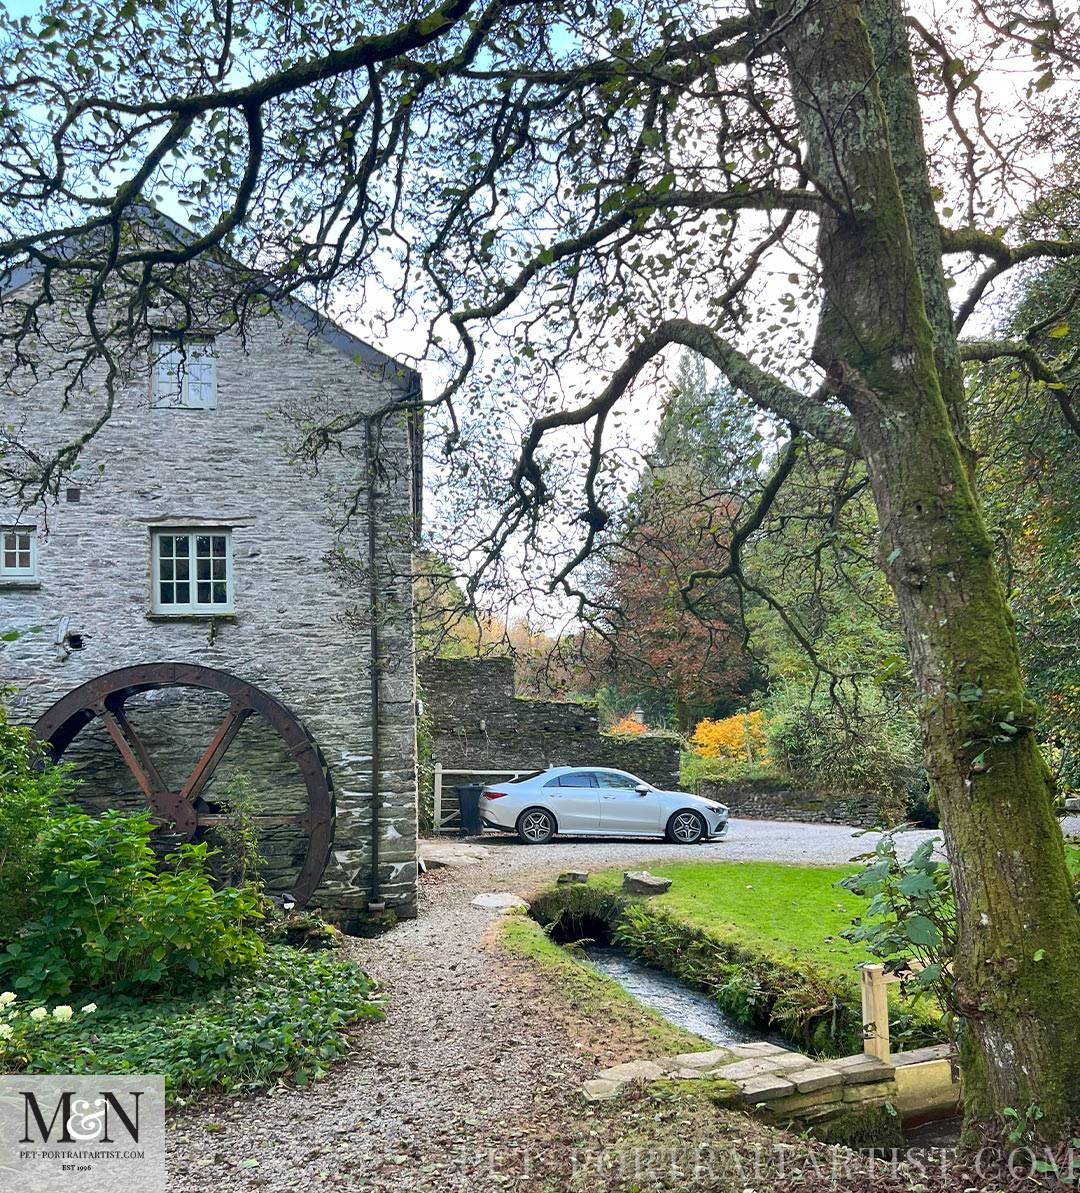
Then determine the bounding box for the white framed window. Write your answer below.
[151,338,217,409]
[152,529,233,614]
[1,525,36,580]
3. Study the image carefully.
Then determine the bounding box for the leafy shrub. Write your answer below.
[210,771,265,890]
[763,684,922,822]
[0,699,72,940]
[0,806,264,998]
[12,946,384,1101]
[841,831,956,1031]
[679,751,784,789]
[0,992,97,1070]
[690,710,767,762]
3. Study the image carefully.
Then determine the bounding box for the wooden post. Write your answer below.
[861,964,890,1062]
[433,763,444,834]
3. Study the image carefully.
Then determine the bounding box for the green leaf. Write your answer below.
[904,915,942,947]
[897,873,935,898]
[915,962,942,986]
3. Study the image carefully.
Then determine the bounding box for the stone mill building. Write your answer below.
[0,236,422,927]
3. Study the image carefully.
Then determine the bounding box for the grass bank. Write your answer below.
[496,914,709,1059]
[589,860,873,993]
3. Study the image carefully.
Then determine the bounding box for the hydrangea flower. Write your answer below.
[28,1007,47,1022]
[81,1003,97,1014]
[52,1006,73,1023]
[0,992,15,1006]
[0,1023,12,1040]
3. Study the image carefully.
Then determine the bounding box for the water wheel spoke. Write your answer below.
[179,703,253,804]
[103,699,169,791]
[98,707,159,802]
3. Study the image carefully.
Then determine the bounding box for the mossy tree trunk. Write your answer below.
[780,0,1080,1127]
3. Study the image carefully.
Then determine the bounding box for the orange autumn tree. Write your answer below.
[585,462,753,730]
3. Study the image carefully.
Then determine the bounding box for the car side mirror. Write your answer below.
[635,786,649,797]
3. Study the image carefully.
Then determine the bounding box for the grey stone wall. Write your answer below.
[0,295,419,926]
[696,777,893,829]
[418,657,681,793]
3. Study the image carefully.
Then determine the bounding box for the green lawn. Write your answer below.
[589,859,874,992]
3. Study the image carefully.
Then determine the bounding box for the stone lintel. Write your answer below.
[738,1074,796,1102]
[789,1066,843,1093]
[762,1087,844,1115]
[891,1044,954,1067]
[829,1054,896,1083]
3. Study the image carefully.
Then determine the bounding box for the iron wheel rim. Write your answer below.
[31,662,335,908]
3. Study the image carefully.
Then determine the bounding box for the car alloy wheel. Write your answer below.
[518,808,555,844]
[668,810,705,844]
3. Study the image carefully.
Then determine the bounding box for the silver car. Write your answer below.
[479,766,729,844]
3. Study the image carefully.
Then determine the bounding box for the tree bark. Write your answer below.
[779,0,1080,1128]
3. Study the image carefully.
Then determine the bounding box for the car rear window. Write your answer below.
[505,771,544,783]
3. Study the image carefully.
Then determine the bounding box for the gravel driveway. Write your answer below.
[164,818,945,1191]
[468,817,946,874]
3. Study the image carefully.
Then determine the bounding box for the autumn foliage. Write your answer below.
[585,469,751,720]
[691,711,767,763]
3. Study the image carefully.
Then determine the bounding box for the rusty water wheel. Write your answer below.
[32,662,334,909]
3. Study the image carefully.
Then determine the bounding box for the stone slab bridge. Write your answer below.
[582,1041,959,1134]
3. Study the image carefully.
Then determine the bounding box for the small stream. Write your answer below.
[582,945,786,1048]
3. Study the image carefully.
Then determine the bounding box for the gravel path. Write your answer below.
[164,818,947,1191]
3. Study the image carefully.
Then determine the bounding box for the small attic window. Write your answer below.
[152,338,217,409]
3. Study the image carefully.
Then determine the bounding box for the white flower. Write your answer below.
[80,1003,97,1014]
[28,1007,47,1022]
[0,992,15,1006]
[0,1023,12,1040]
[52,1005,73,1023]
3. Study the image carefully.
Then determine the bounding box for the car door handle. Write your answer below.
[602,795,617,800]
